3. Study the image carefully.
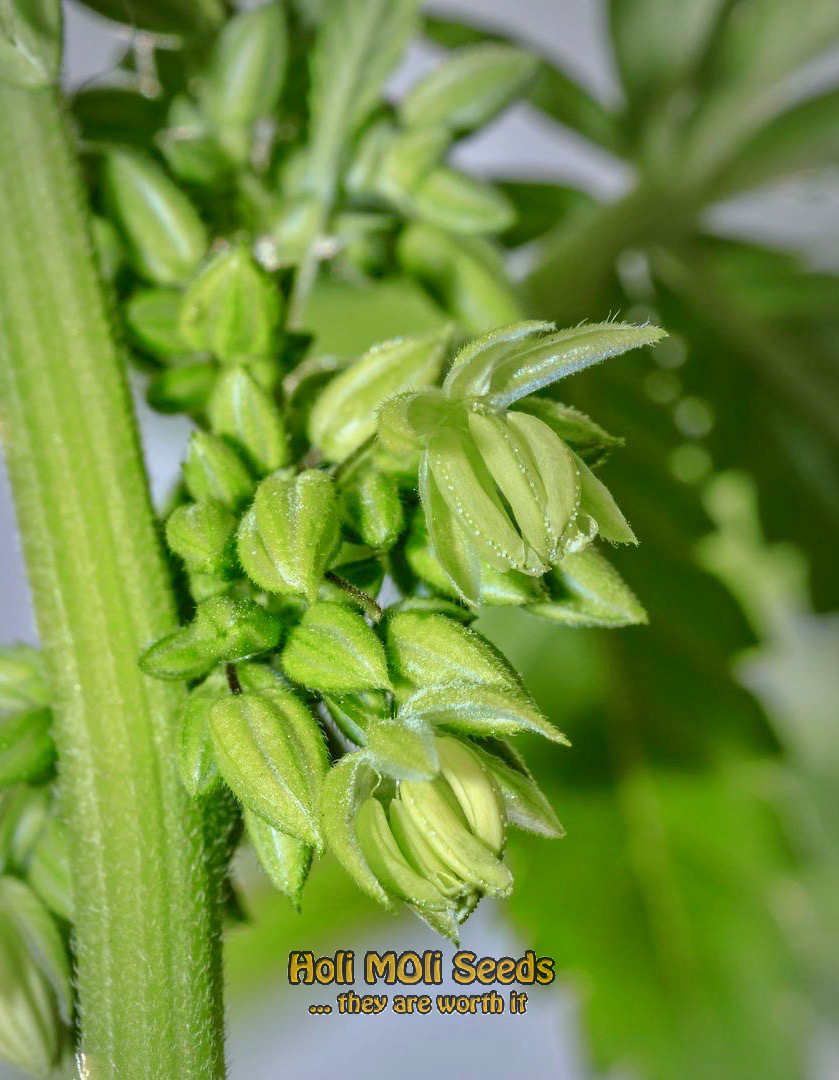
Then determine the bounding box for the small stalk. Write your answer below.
[0,86,224,1077]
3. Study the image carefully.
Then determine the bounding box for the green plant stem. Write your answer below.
[0,86,224,1077]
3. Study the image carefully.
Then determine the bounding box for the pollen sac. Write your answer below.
[237,469,340,602]
[183,431,254,511]
[102,149,208,285]
[165,499,238,578]
[209,689,327,849]
[179,245,282,362]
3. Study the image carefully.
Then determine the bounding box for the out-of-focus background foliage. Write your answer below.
[1,1,837,1077]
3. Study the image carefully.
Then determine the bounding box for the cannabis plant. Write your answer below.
[0,0,662,1075]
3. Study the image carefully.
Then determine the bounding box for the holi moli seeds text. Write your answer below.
[288,949,554,1015]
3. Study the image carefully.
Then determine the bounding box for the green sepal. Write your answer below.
[513,398,623,466]
[355,797,449,910]
[200,2,288,144]
[282,602,391,694]
[322,690,390,745]
[208,367,289,475]
[102,150,208,285]
[482,322,667,409]
[443,321,552,400]
[364,714,439,781]
[183,431,254,510]
[576,454,637,544]
[0,0,61,90]
[243,807,311,911]
[237,469,340,601]
[0,708,55,787]
[339,469,404,549]
[398,683,569,745]
[209,689,327,849]
[400,44,538,133]
[320,752,392,908]
[308,327,452,462]
[123,288,186,359]
[470,740,563,839]
[416,457,481,604]
[179,246,282,362]
[385,610,521,692]
[530,546,647,628]
[0,645,50,711]
[165,500,238,577]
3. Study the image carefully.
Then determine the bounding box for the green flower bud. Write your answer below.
[0,646,50,712]
[183,431,254,510]
[0,708,55,787]
[165,500,238,577]
[146,362,216,416]
[102,150,208,285]
[208,367,289,475]
[200,2,288,142]
[355,797,449,911]
[179,245,282,362]
[0,0,61,90]
[308,327,452,462]
[91,213,123,282]
[339,469,404,549]
[530,546,647,628]
[375,126,450,204]
[400,45,538,134]
[397,775,511,897]
[140,596,282,681]
[0,878,69,1077]
[237,470,340,601]
[385,610,520,693]
[124,288,186,359]
[24,817,73,923]
[209,689,327,848]
[282,602,391,694]
[244,806,311,910]
[409,167,514,236]
[157,96,230,188]
[178,683,222,798]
